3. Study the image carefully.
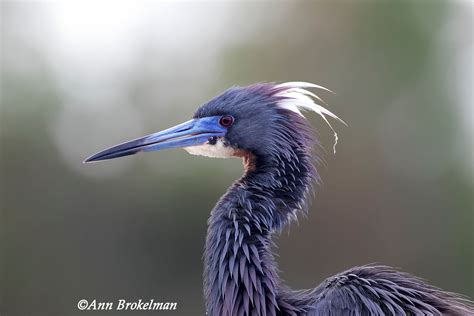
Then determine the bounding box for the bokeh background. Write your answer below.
[1,1,473,315]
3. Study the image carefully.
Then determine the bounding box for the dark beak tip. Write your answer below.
[83,157,95,164]
[83,153,103,164]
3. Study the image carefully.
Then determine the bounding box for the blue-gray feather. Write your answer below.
[197,83,473,315]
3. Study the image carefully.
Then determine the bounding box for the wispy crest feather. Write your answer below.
[273,82,346,154]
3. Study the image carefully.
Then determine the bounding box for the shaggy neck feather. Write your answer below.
[203,134,315,316]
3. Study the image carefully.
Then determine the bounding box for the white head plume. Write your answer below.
[274,82,347,154]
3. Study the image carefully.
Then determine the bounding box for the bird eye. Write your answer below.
[219,115,234,128]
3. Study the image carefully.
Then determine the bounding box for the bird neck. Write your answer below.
[203,150,313,315]
[240,151,314,231]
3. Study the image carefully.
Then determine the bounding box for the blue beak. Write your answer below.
[84,116,226,163]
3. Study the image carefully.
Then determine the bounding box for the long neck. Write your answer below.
[203,149,314,316]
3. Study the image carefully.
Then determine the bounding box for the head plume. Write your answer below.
[271,82,346,154]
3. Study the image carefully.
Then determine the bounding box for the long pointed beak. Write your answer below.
[84,116,226,163]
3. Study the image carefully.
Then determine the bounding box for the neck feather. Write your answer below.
[203,136,315,316]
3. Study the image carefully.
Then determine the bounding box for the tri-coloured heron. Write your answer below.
[85,82,473,315]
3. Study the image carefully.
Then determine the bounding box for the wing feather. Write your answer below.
[304,265,473,316]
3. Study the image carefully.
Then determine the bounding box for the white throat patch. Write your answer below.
[184,138,235,158]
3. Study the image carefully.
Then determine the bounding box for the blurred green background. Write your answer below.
[1,1,473,315]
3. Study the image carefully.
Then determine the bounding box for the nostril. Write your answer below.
[175,126,191,133]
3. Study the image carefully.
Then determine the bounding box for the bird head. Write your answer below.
[85,82,345,170]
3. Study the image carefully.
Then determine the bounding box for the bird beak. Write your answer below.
[84,116,226,163]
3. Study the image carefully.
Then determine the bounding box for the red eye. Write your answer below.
[219,115,234,127]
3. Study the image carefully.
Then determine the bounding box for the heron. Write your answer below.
[85,82,473,315]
